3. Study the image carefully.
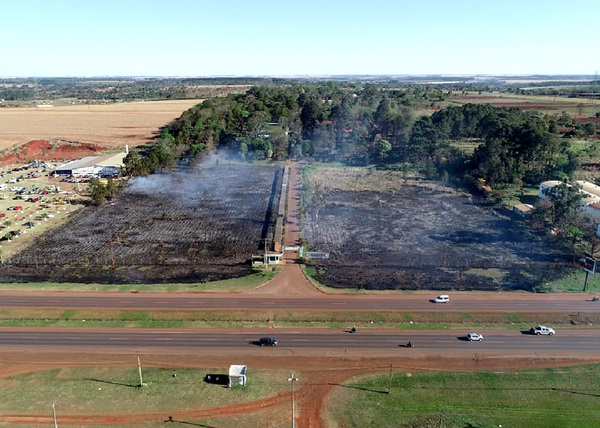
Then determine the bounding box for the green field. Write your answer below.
[0,367,290,421]
[327,364,600,428]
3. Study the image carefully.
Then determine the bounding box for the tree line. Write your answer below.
[125,84,578,190]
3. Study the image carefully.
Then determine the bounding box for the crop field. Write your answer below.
[302,166,566,291]
[0,99,201,149]
[447,92,600,116]
[0,162,283,283]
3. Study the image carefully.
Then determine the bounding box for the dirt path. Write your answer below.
[250,161,322,295]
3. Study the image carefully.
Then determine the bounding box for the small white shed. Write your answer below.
[229,365,247,386]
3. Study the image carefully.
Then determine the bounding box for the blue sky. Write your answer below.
[1,0,598,77]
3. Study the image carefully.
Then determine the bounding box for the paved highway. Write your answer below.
[0,292,598,312]
[0,329,598,351]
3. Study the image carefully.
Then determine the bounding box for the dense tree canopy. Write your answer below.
[124,84,578,190]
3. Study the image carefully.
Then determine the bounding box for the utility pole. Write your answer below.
[137,355,146,387]
[386,364,393,394]
[288,373,298,428]
[52,402,58,428]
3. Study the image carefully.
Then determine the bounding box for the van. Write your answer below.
[0,184,6,190]
[433,295,450,303]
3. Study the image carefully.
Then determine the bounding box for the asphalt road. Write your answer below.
[0,329,598,351]
[0,293,599,312]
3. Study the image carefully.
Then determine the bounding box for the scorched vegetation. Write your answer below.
[303,166,566,291]
[1,162,282,283]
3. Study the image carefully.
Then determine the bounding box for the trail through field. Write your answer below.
[250,161,322,295]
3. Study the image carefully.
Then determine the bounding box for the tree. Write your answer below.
[88,178,108,206]
[542,183,584,230]
[378,139,392,163]
[583,122,596,135]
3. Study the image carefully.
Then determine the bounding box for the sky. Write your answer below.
[1,0,598,77]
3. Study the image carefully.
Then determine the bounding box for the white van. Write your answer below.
[433,295,450,303]
[0,184,6,190]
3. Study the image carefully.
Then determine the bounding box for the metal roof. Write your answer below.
[56,153,127,171]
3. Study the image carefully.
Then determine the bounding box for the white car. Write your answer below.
[433,295,450,303]
[531,325,555,336]
[467,332,483,341]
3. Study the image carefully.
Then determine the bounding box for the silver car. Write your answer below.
[467,332,483,341]
[531,326,555,336]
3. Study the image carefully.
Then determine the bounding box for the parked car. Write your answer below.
[433,295,450,303]
[7,178,16,184]
[0,213,6,218]
[258,337,278,346]
[530,326,555,336]
[467,332,484,341]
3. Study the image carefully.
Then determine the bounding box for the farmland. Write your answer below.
[302,166,566,291]
[0,99,201,150]
[0,162,283,284]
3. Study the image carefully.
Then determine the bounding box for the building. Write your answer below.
[54,152,127,178]
[539,180,600,237]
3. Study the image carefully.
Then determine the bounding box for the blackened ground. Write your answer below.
[0,163,282,283]
[304,185,568,291]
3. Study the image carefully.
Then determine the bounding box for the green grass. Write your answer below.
[0,267,279,292]
[327,364,600,428]
[0,367,290,416]
[542,269,600,293]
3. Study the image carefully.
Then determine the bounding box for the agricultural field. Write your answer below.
[0,99,201,149]
[446,91,600,117]
[326,365,600,428]
[302,166,566,291]
[0,162,283,283]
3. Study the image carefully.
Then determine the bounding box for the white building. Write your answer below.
[55,152,127,178]
[539,180,600,237]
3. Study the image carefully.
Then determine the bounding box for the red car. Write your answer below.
[0,213,5,218]
[14,206,23,210]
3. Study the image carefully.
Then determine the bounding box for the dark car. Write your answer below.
[258,337,278,346]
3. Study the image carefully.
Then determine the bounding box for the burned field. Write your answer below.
[1,163,282,283]
[303,168,566,291]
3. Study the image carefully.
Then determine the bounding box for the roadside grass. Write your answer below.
[0,367,290,416]
[0,267,278,292]
[2,309,598,330]
[542,269,600,293]
[327,364,600,428]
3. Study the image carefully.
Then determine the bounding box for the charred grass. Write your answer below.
[303,165,567,292]
[0,163,283,284]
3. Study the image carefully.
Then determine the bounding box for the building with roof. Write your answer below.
[540,180,600,237]
[54,152,127,178]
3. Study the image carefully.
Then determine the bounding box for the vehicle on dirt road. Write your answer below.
[531,326,555,336]
[433,295,450,303]
[467,332,484,341]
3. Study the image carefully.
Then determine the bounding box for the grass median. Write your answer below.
[1,309,600,329]
[326,364,600,428]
